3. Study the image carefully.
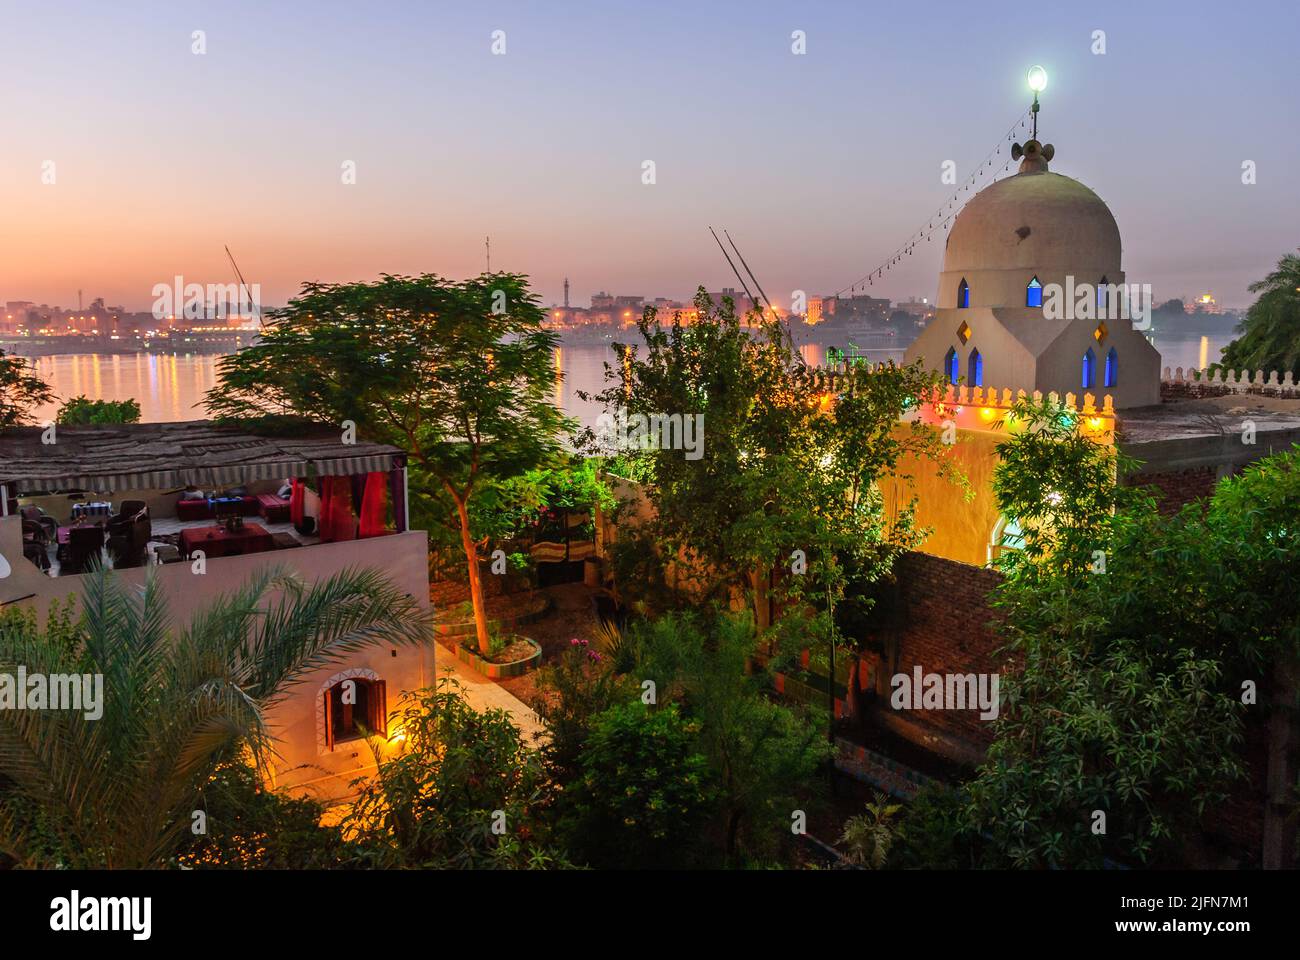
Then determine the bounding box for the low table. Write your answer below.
[180,522,275,559]
[57,519,107,544]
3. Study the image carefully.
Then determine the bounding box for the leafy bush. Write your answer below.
[536,640,635,784]
[637,609,833,863]
[561,701,714,869]
[175,760,350,869]
[340,678,569,868]
[838,791,904,869]
[55,395,141,425]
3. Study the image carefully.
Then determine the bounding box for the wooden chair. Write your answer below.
[22,519,51,572]
[63,525,106,574]
[20,505,57,541]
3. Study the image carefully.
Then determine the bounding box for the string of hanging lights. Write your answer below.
[834,106,1032,298]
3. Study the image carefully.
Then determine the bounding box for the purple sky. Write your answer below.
[1,0,1295,313]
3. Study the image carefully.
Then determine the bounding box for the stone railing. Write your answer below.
[915,383,1116,442]
[930,383,1115,415]
[1161,367,1299,400]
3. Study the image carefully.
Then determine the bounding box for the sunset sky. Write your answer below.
[1,0,1296,313]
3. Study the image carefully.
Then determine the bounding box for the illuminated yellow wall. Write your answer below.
[882,425,1005,568]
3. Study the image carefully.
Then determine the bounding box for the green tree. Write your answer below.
[0,565,431,869]
[1218,251,1300,375]
[638,610,832,863]
[967,401,1248,867]
[562,701,714,869]
[589,287,945,630]
[1203,444,1300,867]
[204,274,574,655]
[340,677,568,868]
[55,395,142,425]
[0,349,52,429]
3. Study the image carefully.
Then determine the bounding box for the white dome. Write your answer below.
[937,152,1122,309]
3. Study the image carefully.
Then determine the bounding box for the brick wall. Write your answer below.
[1126,466,1219,514]
[867,552,1005,756]
[865,549,1267,864]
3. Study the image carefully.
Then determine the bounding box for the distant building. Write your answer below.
[892,297,933,318]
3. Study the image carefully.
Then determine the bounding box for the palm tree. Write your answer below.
[0,564,433,868]
[1218,251,1300,376]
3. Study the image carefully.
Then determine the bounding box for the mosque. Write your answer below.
[854,74,1300,866]
[904,132,1162,410]
[880,77,1297,567]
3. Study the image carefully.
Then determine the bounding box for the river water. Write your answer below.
[25,334,1226,430]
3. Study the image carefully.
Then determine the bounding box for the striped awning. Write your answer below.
[0,421,403,494]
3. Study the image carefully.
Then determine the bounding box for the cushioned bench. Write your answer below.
[175,498,212,522]
[175,496,260,521]
[257,493,291,524]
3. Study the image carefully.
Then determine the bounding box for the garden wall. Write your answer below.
[864,551,1005,765]
[1124,465,1219,514]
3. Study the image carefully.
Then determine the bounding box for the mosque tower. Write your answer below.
[904,69,1161,408]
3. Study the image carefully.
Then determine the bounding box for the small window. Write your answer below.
[324,676,388,749]
[957,278,970,309]
[1082,348,1096,389]
[1097,276,1109,314]
[968,348,983,387]
[1026,276,1043,308]
[989,515,1025,564]
[944,347,959,385]
[1104,347,1118,387]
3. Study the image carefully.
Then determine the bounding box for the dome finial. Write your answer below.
[1012,66,1054,173]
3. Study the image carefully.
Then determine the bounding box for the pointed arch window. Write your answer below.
[1104,347,1118,387]
[957,278,970,309]
[988,515,1025,565]
[1097,276,1110,315]
[1026,276,1043,308]
[1082,348,1096,389]
[968,348,983,387]
[944,347,959,385]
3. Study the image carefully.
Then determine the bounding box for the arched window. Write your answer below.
[1104,347,1118,387]
[957,278,970,309]
[944,346,959,385]
[967,348,983,387]
[1097,276,1109,314]
[1026,276,1043,308]
[323,675,387,749]
[988,515,1025,565]
[1082,348,1096,389]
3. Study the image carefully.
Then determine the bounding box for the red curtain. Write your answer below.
[317,477,333,541]
[290,478,305,526]
[322,476,357,542]
[359,471,389,538]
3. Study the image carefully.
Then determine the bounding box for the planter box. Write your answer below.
[456,637,542,678]
[433,595,553,637]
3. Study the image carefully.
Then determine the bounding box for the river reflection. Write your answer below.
[24,334,1227,429]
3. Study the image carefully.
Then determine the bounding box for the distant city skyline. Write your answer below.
[1,0,1295,314]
